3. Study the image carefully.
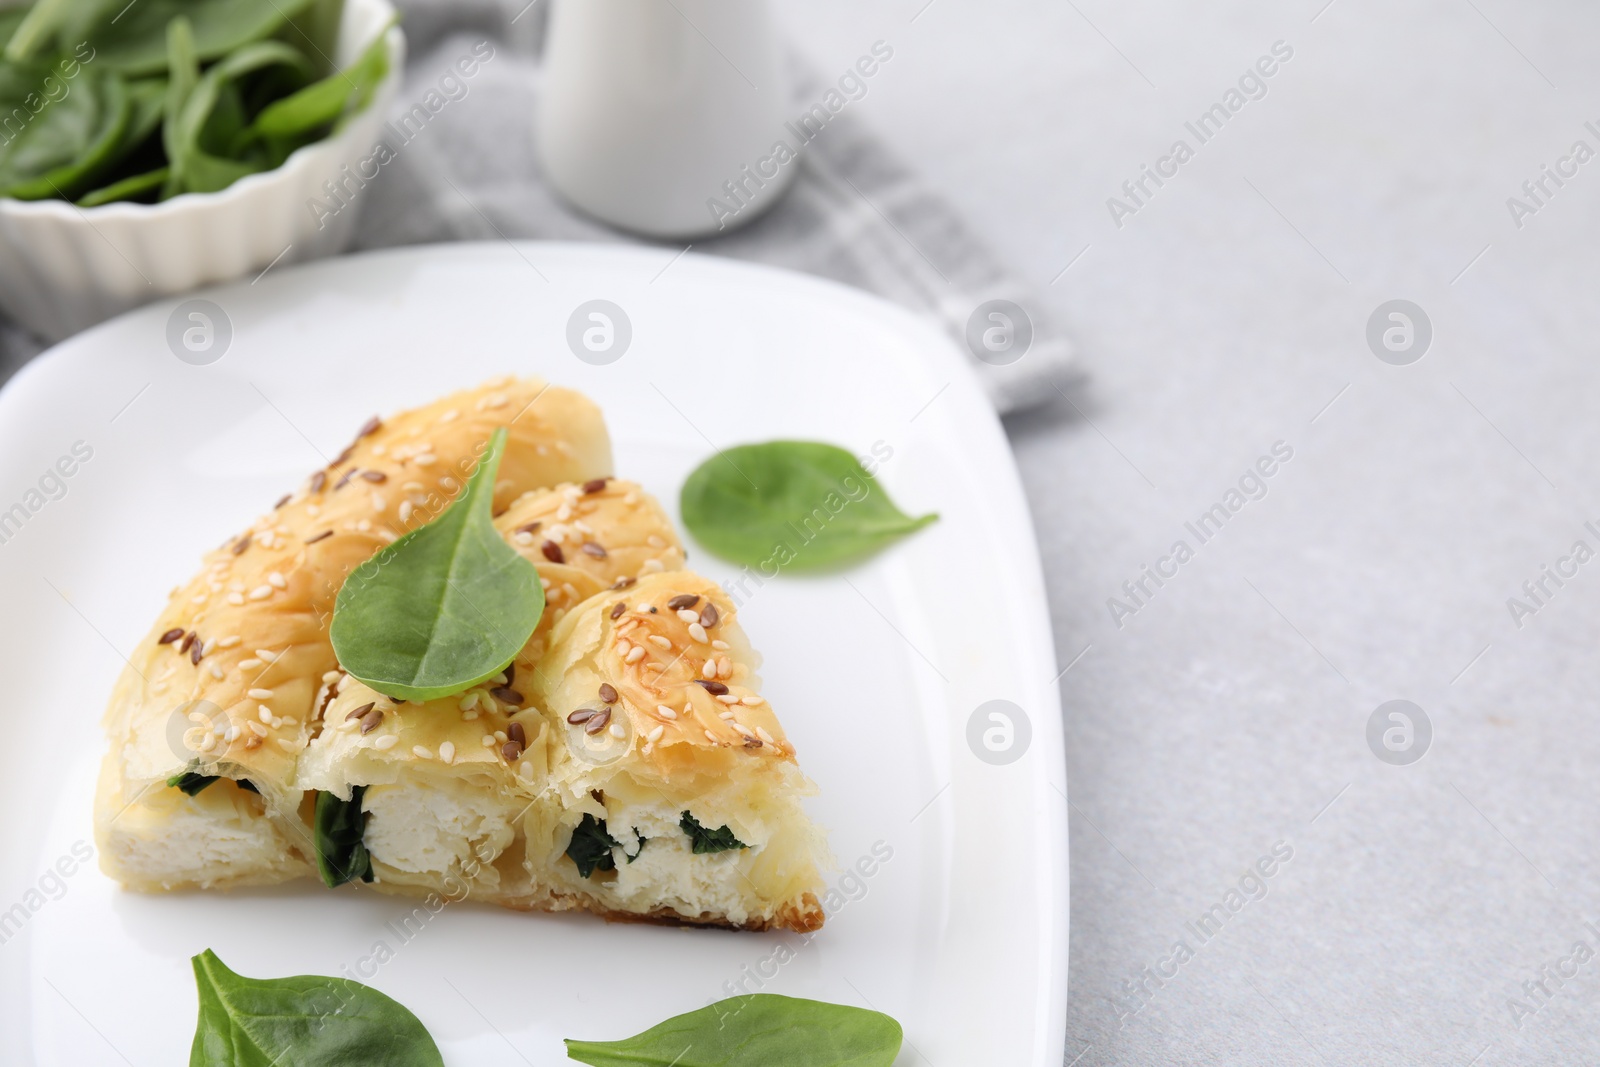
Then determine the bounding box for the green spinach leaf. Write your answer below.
[330,427,545,703]
[82,0,319,76]
[0,64,129,199]
[680,442,936,571]
[314,786,373,888]
[189,948,444,1067]
[565,994,903,1067]
[247,19,388,146]
[162,37,312,196]
[566,813,620,879]
[679,812,746,855]
[167,769,258,796]
[77,164,167,204]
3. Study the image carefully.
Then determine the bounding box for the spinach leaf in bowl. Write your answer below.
[0,63,128,199]
[72,0,323,76]
[163,36,315,195]
[0,0,387,204]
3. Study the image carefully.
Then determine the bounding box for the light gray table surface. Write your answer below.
[770,1,1600,1064]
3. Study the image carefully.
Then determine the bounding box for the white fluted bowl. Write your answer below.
[0,0,403,341]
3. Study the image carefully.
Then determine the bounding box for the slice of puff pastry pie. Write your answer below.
[95,378,829,933]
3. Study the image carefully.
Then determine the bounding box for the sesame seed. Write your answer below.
[191,592,207,604]
[480,734,496,747]
[357,519,372,532]
[625,646,646,664]
[248,721,268,737]
[217,635,241,649]
[226,593,245,605]
[688,622,709,644]
[676,608,699,624]
[719,710,735,720]
[414,453,437,466]
[224,724,238,742]
[519,761,534,779]
[648,535,667,548]
[712,639,731,650]
[371,493,387,511]
[556,504,573,522]
[716,694,739,704]
[276,737,297,751]
[255,650,279,662]
[321,670,341,683]
[646,725,665,743]
[656,704,678,720]
[412,745,433,759]
[399,501,414,523]
[247,688,273,699]
[648,635,672,650]
[374,735,398,750]
[717,655,732,678]
[705,730,718,742]
[494,730,508,743]
[248,585,272,601]
[458,692,478,711]
[731,722,754,738]
[640,559,665,574]
[756,727,775,744]
[238,658,262,670]
[439,741,456,763]
[258,706,273,723]
[462,710,479,721]
[702,660,718,679]
[209,663,224,679]
[609,721,626,739]
[267,572,286,590]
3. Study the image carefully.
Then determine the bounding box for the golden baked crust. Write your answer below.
[96,378,611,885]
[95,381,829,934]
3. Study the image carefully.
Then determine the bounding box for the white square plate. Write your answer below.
[0,243,1066,1066]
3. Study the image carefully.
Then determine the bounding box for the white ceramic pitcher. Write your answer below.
[538,0,796,239]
